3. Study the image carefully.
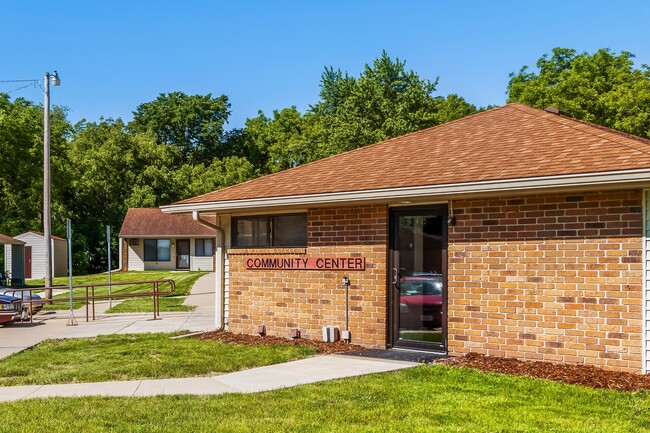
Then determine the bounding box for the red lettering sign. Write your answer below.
[245,257,365,270]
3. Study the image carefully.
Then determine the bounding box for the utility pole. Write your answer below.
[43,71,60,299]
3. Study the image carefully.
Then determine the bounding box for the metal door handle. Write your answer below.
[392,268,398,285]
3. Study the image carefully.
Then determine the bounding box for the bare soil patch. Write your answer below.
[442,352,650,392]
[191,331,366,355]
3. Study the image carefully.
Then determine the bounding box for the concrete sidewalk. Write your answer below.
[0,273,216,359]
[0,354,416,402]
[0,273,418,402]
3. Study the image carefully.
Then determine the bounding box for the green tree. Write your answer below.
[183,156,257,197]
[128,92,231,165]
[0,94,71,237]
[66,118,143,272]
[310,51,477,156]
[240,52,477,174]
[507,47,650,138]
[125,133,186,207]
[243,107,317,173]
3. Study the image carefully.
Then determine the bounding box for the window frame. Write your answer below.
[195,238,214,257]
[231,213,307,248]
[143,239,171,262]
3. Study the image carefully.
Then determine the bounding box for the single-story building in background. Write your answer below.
[0,234,25,286]
[161,103,650,374]
[119,208,216,272]
[4,231,67,280]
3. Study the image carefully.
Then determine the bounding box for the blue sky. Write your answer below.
[2,1,649,129]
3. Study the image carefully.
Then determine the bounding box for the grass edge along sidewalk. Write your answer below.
[0,365,648,432]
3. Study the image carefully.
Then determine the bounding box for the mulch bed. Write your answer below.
[191,332,650,391]
[191,331,366,355]
[441,352,650,392]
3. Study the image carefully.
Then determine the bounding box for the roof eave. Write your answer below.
[118,234,216,238]
[161,169,650,214]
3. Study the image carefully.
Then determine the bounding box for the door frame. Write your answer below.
[388,205,448,352]
[176,239,190,270]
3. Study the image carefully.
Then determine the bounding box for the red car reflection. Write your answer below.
[399,274,443,329]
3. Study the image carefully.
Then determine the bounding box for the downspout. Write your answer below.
[192,211,225,331]
[116,237,123,272]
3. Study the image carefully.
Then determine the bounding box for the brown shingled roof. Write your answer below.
[0,234,24,245]
[175,103,650,205]
[119,208,216,237]
[30,231,66,242]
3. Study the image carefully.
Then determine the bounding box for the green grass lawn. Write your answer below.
[26,271,206,313]
[0,333,316,386]
[1,365,648,432]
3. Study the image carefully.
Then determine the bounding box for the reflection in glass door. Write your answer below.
[176,239,190,270]
[390,207,447,350]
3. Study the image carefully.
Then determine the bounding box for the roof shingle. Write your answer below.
[176,103,650,205]
[119,208,216,237]
[0,234,24,245]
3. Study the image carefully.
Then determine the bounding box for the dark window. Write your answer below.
[195,239,214,257]
[232,214,307,248]
[273,214,307,246]
[234,216,269,247]
[144,239,171,261]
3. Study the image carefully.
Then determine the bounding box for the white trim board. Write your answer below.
[161,169,650,214]
[641,189,650,374]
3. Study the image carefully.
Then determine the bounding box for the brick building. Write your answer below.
[161,103,650,373]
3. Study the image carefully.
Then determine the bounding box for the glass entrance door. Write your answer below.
[390,206,447,350]
[176,239,190,270]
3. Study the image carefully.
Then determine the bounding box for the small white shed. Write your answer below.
[0,233,25,286]
[4,231,67,280]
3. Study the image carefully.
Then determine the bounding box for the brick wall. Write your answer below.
[448,190,644,372]
[227,205,388,347]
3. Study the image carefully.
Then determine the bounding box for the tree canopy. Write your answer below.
[0,94,70,236]
[129,92,231,165]
[507,47,650,138]
[310,51,477,156]
[242,52,478,174]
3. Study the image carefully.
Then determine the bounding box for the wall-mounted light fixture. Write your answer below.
[447,200,457,226]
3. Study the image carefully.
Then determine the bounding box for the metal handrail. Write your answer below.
[8,279,176,323]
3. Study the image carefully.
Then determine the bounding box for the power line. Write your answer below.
[0,78,43,94]
[7,82,38,94]
[0,79,39,83]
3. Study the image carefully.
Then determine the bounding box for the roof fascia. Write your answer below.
[161,169,650,214]
[119,234,215,239]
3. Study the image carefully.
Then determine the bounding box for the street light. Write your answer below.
[44,70,60,299]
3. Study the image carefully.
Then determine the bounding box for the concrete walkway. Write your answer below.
[0,273,418,402]
[0,354,416,402]
[0,273,216,359]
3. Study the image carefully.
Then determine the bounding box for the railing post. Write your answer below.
[23,279,175,324]
[153,281,158,320]
[156,282,159,318]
